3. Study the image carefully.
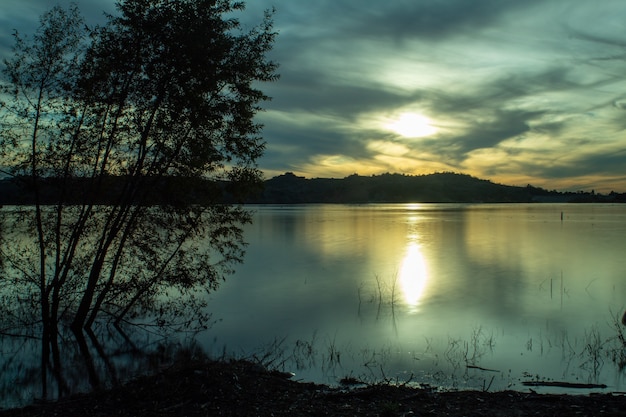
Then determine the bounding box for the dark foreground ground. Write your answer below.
[1,359,624,416]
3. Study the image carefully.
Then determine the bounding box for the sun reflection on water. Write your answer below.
[399,241,428,312]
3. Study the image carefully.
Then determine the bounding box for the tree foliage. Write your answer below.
[0,0,276,350]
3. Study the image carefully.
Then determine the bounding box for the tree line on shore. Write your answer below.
[2,171,624,205]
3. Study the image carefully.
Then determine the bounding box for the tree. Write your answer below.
[0,0,277,394]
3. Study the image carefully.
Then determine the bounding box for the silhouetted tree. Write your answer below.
[0,0,277,398]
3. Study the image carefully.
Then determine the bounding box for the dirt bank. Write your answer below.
[1,359,624,416]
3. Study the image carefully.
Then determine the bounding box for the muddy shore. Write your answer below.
[1,359,624,416]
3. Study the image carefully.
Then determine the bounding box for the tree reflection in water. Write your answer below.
[0,203,227,407]
[0,321,207,408]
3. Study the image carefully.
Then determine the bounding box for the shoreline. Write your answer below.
[1,359,624,417]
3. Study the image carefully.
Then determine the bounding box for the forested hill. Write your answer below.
[244,172,626,204]
[244,172,525,203]
[247,173,533,204]
[1,172,624,205]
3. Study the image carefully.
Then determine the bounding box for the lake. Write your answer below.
[199,203,626,393]
[1,203,625,407]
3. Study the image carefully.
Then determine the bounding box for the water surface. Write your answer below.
[1,203,625,407]
[201,203,626,392]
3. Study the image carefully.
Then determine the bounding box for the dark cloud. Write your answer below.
[268,70,419,115]
[568,29,626,50]
[263,121,363,158]
[430,66,578,113]
[342,0,545,41]
[459,109,543,154]
[273,0,544,43]
[0,1,114,55]
[1,1,114,27]
[522,149,626,180]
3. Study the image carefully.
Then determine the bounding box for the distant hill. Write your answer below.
[244,172,626,204]
[1,172,624,205]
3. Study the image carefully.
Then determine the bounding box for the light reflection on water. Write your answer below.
[399,241,428,312]
[201,203,626,393]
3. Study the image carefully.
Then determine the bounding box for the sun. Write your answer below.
[387,112,437,138]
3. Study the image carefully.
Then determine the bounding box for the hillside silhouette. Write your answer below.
[245,172,625,204]
[1,172,624,205]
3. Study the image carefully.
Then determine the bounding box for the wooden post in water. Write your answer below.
[560,211,563,222]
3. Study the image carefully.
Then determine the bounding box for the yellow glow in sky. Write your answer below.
[387,113,437,138]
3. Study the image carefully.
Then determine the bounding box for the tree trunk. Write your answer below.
[71,254,106,331]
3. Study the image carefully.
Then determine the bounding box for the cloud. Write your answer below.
[344,0,547,42]
[4,0,626,191]
[271,0,545,43]
[531,147,626,180]
[0,0,115,55]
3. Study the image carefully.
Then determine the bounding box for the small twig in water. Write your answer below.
[522,381,607,389]
[467,365,499,372]
[482,375,495,392]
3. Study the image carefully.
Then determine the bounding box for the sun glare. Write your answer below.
[388,113,437,138]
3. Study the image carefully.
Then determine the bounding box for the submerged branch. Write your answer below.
[522,381,607,389]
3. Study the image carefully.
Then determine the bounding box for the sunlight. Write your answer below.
[387,112,437,138]
[399,241,428,312]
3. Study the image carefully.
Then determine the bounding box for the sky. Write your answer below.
[2,1,626,192]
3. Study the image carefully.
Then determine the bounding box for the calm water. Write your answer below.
[200,203,626,392]
[1,203,626,407]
